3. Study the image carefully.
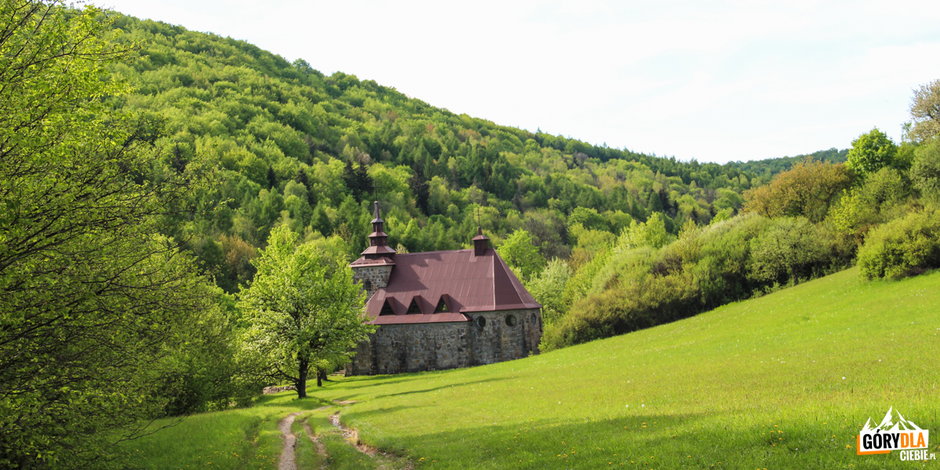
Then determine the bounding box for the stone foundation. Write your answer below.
[348,308,541,375]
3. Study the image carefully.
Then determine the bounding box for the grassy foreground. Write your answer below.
[121,268,940,468]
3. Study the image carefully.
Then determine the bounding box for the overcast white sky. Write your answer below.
[95,0,940,163]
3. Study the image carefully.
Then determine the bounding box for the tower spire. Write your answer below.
[361,200,396,260]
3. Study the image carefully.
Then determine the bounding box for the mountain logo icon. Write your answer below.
[860,407,923,433]
[857,407,933,461]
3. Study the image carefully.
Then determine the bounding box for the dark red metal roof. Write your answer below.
[363,248,541,325]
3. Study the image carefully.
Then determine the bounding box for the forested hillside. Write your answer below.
[4,3,939,467]
[107,14,768,291]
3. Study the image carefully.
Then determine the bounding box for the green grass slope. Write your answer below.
[317,268,940,469]
[121,268,940,468]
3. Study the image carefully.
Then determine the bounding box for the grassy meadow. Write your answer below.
[119,267,940,468]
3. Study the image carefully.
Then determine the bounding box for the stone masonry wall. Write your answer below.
[351,265,393,299]
[348,308,542,375]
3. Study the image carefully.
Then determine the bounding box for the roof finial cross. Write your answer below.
[476,206,482,235]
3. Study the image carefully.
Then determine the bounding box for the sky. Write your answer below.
[95,0,940,163]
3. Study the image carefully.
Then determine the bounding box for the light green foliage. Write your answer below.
[907,79,940,142]
[100,12,772,294]
[617,212,673,249]
[525,258,572,324]
[846,128,897,176]
[828,167,910,239]
[238,226,371,398]
[496,229,547,282]
[123,269,940,469]
[0,2,235,466]
[910,139,940,203]
[857,208,940,279]
[115,393,331,469]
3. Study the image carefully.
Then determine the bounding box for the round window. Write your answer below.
[476,316,486,328]
[505,315,516,326]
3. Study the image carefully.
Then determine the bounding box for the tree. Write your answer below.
[0,2,232,466]
[238,226,372,398]
[911,139,940,203]
[497,229,547,282]
[618,212,673,249]
[743,161,852,222]
[526,258,572,324]
[908,79,940,142]
[846,128,897,176]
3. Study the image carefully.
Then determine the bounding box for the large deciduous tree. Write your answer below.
[238,227,372,398]
[743,161,852,222]
[497,229,547,282]
[0,1,232,467]
[908,79,940,142]
[846,128,898,176]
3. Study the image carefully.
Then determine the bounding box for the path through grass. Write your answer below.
[314,268,940,469]
[118,268,940,468]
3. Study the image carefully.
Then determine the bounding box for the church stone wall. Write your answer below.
[348,308,541,375]
[351,265,393,299]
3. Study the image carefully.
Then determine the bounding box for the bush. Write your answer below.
[857,208,940,279]
[911,140,940,203]
[828,167,910,241]
[747,217,843,285]
[544,214,851,349]
[743,161,852,222]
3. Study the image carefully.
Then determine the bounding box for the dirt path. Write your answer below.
[329,412,415,470]
[329,413,379,456]
[277,412,301,470]
[303,419,329,468]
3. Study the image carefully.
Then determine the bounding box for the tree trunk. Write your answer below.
[316,368,323,387]
[296,357,308,399]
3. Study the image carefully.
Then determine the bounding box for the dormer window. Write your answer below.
[380,299,395,315]
[434,296,450,313]
[406,297,422,314]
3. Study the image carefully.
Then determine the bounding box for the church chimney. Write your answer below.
[472,227,490,256]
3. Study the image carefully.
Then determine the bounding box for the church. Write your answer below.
[347,202,542,375]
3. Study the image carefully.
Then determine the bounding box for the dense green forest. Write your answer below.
[2,2,939,467]
[104,14,796,292]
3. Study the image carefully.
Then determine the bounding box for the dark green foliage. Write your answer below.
[747,218,844,285]
[724,148,848,185]
[857,208,940,279]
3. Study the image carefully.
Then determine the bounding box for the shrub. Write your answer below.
[828,167,910,241]
[857,208,940,279]
[746,217,837,285]
[911,140,940,203]
[544,214,851,349]
[743,161,852,222]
